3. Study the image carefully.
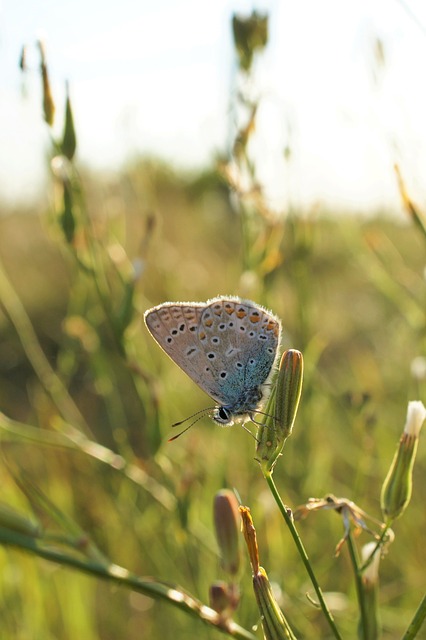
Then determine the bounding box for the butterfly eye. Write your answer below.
[217,407,231,422]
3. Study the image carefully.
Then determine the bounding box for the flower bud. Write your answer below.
[240,507,296,639]
[361,542,381,586]
[253,568,296,640]
[232,12,268,72]
[19,45,27,72]
[61,82,77,160]
[209,581,239,616]
[239,506,259,575]
[213,490,241,576]
[256,350,303,473]
[381,401,425,523]
[38,40,55,126]
[60,179,76,244]
[209,581,231,615]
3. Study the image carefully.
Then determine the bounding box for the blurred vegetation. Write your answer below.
[0,18,425,640]
[0,155,425,639]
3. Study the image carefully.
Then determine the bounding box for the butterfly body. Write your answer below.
[144,296,282,426]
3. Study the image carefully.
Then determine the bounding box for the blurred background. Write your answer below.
[0,1,425,639]
[3,0,426,211]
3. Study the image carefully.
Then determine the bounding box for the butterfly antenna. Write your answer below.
[168,424,193,442]
[168,413,210,442]
[171,406,214,428]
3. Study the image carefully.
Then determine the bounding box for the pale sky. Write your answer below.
[2,0,426,213]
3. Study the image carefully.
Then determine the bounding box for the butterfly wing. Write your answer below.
[197,297,282,408]
[144,297,282,409]
[144,302,226,403]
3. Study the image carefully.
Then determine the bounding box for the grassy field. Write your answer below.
[0,154,425,639]
[0,21,425,637]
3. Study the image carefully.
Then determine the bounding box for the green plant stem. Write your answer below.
[0,526,257,640]
[401,593,426,640]
[0,412,176,510]
[264,471,343,640]
[0,261,90,435]
[55,163,128,357]
[358,525,390,573]
[346,531,368,639]
[73,176,128,357]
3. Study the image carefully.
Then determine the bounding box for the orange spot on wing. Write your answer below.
[237,310,247,319]
[204,319,213,327]
[249,314,261,323]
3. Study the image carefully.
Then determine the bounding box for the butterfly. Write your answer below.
[144,296,282,431]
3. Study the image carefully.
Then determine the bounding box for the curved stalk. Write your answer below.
[346,531,368,638]
[401,594,426,640]
[264,471,343,640]
[0,526,256,640]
